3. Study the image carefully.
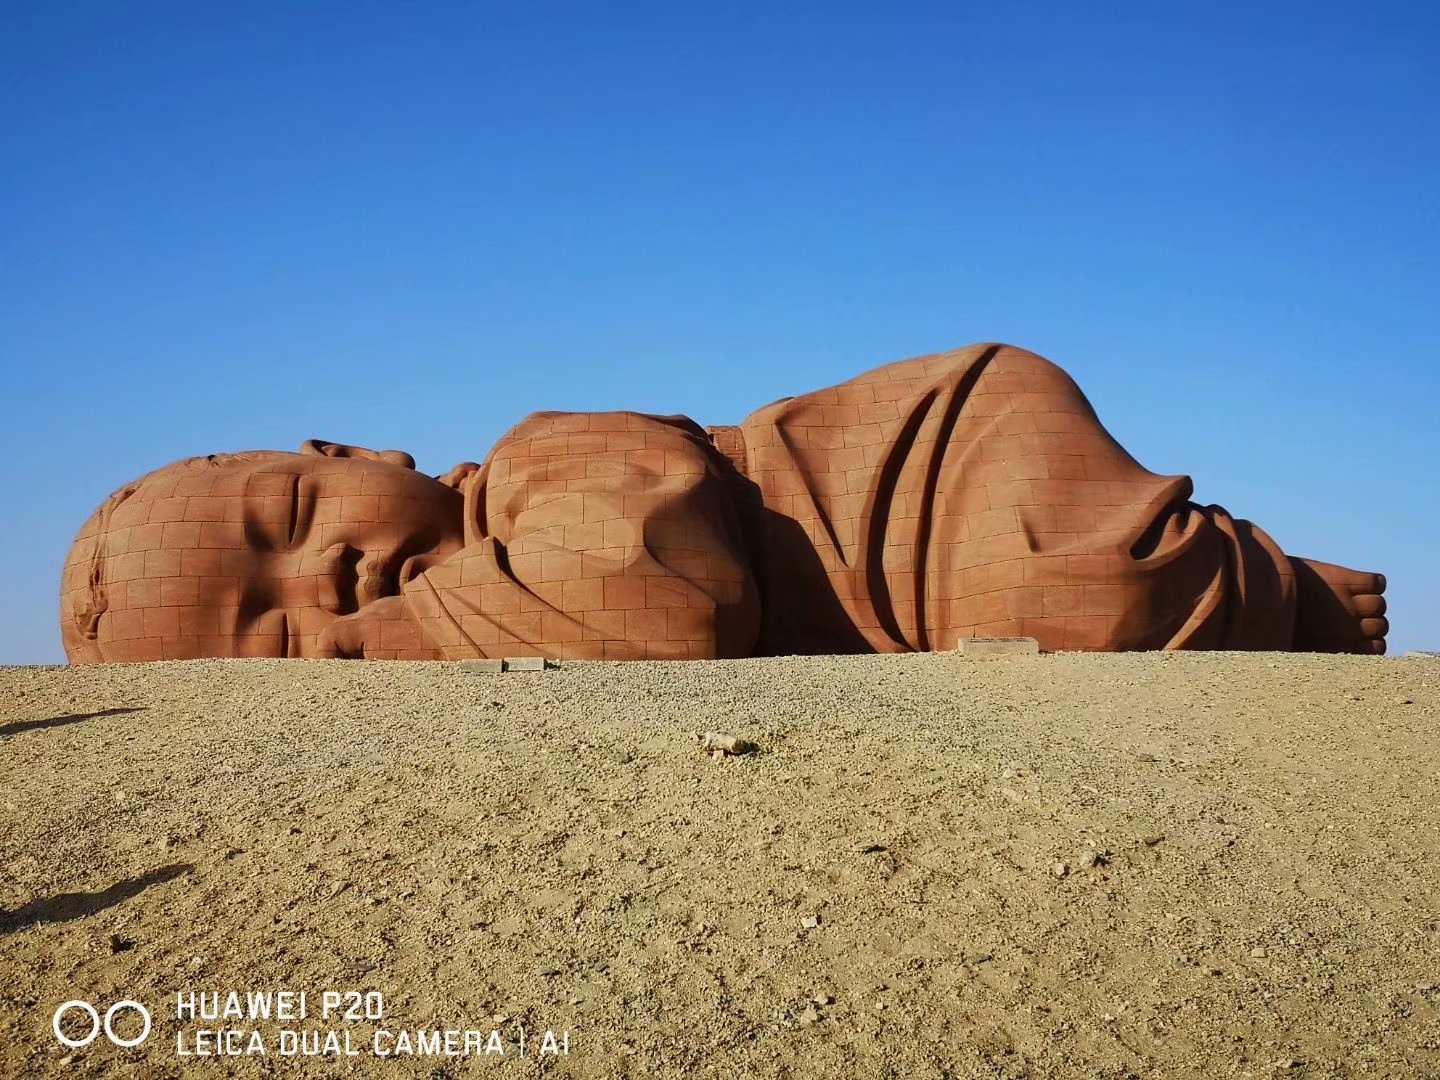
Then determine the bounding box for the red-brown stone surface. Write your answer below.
[61,344,1388,662]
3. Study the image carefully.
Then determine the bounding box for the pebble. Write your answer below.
[800,914,821,930]
[1051,861,1070,878]
[967,951,993,965]
[798,1004,821,1025]
[701,732,758,756]
[1249,946,1267,959]
[1142,834,1166,847]
[1395,696,1413,705]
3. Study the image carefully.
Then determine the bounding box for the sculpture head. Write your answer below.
[60,441,466,662]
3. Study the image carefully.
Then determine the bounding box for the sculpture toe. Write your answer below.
[1351,593,1387,619]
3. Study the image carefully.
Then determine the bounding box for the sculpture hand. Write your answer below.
[317,596,440,660]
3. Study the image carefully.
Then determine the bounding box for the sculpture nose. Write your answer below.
[356,549,396,606]
[301,542,363,614]
[295,543,408,613]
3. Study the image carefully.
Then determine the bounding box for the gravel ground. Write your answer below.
[2,651,1438,1079]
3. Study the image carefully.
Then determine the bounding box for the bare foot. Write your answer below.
[1290,557,1388,654]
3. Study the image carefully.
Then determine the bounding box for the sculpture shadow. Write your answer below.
[0,706,146,737]
[707,448,872,656]
[0,863,192,934]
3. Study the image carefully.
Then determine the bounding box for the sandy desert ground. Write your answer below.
[2,651,1438,1079]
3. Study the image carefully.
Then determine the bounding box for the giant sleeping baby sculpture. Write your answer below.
[61,344,1388,663]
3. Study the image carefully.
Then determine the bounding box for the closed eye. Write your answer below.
[242,473,303,553]
[285,475,299,547]
[287,475,315,549]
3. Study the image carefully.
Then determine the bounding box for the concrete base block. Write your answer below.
[457,657,556,673]
[459,659,505,673]
[956,636,1040,659]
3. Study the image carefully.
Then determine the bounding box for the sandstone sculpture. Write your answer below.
[61,344,1388,663]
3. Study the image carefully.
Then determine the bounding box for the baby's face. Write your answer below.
[85,452,464,660]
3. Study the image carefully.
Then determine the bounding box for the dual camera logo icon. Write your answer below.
[52,1000,152,1048]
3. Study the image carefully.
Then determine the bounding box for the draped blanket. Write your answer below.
[403,344,1297,658]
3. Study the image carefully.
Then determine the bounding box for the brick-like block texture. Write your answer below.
[61,345,1387,663]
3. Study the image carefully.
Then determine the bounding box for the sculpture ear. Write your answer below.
[436,461,482,490]
[299,439,416,470]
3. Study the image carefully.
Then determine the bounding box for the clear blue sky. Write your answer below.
[2,1,1436,662]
